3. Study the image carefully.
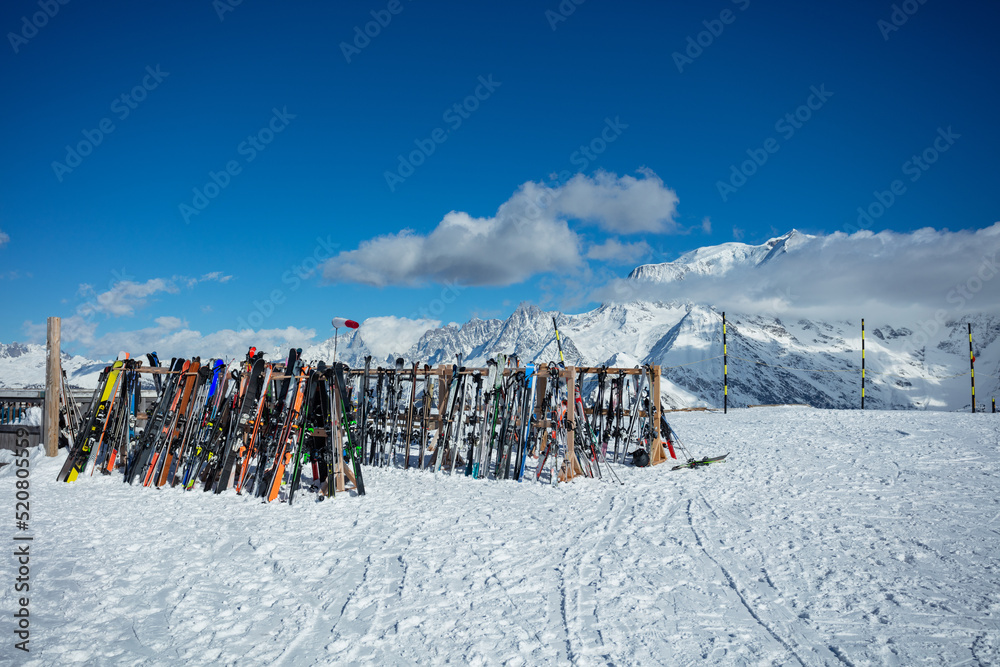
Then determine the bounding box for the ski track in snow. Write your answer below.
[2,407,999,665]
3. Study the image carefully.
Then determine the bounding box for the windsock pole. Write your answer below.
[331,317,360,364]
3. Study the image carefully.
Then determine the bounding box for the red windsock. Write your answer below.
[331,317,359,329]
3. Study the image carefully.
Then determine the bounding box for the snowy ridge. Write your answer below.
[627,229,813,283]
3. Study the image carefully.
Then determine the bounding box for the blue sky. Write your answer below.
[1,0,997,357]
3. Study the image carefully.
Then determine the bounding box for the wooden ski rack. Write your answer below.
[124,361,670,473]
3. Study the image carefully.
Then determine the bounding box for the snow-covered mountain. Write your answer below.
[302,300,998,412]
[3,231,997,411]
[627,229,814,283]
[0,342,106,389]
[304,231,997,411]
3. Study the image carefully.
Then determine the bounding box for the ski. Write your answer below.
[671,453,729,470]
[332,361,365,495]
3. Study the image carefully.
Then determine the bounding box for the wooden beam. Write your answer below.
[329,385,346,494]
[134,365,175,375]
[572,366,647,375]
[44,317,61,457]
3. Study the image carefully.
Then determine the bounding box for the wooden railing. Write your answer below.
[0,391,43,451]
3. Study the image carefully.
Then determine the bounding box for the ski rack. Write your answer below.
[338,363,669,472]
[570,365,670,467]
[116,362,671,486]
[135,363,671,463]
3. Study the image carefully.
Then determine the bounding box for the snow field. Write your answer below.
[1,407,998,665]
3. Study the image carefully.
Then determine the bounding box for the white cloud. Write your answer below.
[36,315,434,364]
[586,238,652,265]
[21,269,269,359]
[22,315,98,346]
[76,271,233,318]
[184,272,233,287]
[0,230,9,247]
[701,216,712,233]
[324,208,581,287]
[21,319,47,344]
[357,316,441,360]
[78,278,178,317]
[154,316,185,329]
[21,314,316,364]
[81,323,317,361]
[322,170,680,287]
[552,169,680,234]
[199,271,233,283]
[597,224,1000,319]
[63,316,99,345]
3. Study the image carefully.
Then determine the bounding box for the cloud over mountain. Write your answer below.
[599,225,1000,319]
[322,170,679,287]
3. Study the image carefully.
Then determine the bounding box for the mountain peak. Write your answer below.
[627,229,813,284]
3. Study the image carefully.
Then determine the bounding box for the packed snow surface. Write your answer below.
[3,407,999,665]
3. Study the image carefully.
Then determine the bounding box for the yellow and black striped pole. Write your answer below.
[969,323,975,413]
[723,312,728,414]
[861,318,865,410]
[552,316,565,366]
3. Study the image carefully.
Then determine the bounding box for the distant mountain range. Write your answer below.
[4,231,997,410]
[308,231,999,411]
[0,342,108,390]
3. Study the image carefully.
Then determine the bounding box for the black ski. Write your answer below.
[671,453,729,470]
[332,361,365,495]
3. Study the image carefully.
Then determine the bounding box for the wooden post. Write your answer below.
[403,362,418,469]
[437,365,451,435]
[534,371,547,421]
[44,316,61,457]
[563,366,582,479]
[327,385,344,494]
[418,364,431,469]
[649,365,668,466]
[861,318,866,410]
